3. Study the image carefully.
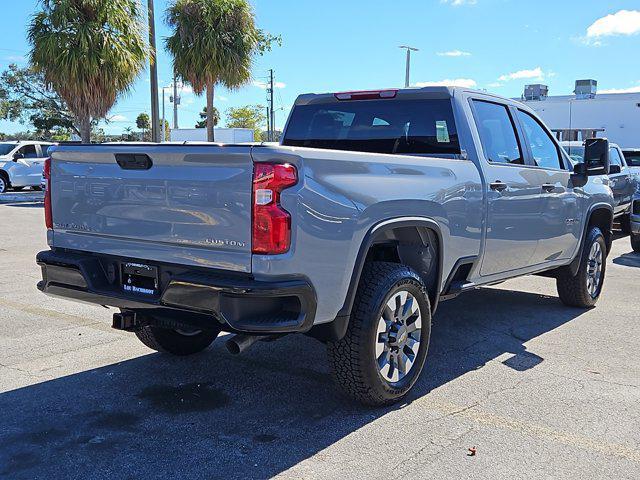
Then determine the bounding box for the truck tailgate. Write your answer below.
[50,144,254,272]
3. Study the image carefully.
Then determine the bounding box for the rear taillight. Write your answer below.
[252,163,297,254]
[43,157,53,229]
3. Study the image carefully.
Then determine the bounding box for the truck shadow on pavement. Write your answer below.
[0,287,586,479]
[612,252,640,268]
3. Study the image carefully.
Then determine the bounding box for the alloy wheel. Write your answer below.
[586,241,603,297]
[375,289,422,383]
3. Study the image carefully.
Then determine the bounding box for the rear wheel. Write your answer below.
[631,233,640,253]
[327,262,431,406]
[135,324,221,356]
[556,227,607,308]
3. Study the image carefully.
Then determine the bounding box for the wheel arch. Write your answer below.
[351,217,442,307]
[314,218,443,341]
[568,203,614,276]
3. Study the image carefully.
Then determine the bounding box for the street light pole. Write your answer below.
[148,0,160,142]
[399,45,419,88]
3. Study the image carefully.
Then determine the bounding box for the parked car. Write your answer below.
[0,141,54,194]
[563,141,637,232]
[37,87,615,406]
[622,148,640,174]
[631,191,640,252]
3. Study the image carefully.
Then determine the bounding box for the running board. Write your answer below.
[439,280,475,301]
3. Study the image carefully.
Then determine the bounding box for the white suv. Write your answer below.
[0,141,54,193]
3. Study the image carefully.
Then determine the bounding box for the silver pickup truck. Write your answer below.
[37,87,615,405]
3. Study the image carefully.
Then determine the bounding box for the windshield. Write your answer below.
[0,143,16,156]
[623,152,640,167]
[283,98,460,156]
[562,145,584,165]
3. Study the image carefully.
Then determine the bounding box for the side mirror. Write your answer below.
[608,164,622,175]
[583,138,610,176]
[12,152,24,161]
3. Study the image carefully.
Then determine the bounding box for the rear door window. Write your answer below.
[471,100,523,165]
[283,98,460,155]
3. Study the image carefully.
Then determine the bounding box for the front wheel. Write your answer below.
[327,262,431,406]
[135,324,221,356]
[631,233,640,253]
[620,214,631,235]
[0,174,8,194]
[556,227,607,308]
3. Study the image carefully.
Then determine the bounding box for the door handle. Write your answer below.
[489,181,508,192]
[542,183,555,192]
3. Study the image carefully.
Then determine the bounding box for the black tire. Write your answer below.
[135,325,221,356]
[0,172,9,194]
[327,262,431,406]
[620,214,631,235]
[631,233,640,253]
[556,227,607,308]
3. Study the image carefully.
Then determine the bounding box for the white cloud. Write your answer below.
[599,84,640,94]
[498,67,544,82]
[440,0,477,5]
[436,50,471,57]
[109,114,128,122]
[252,80,286,89]
[487,82,504,88]
[587,10,640,38]
[414,78,477,88]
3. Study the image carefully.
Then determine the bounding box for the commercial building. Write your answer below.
[519,80,640,148]
[169,127,255,143]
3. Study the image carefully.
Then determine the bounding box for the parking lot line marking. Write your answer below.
[424,399,640,463]
[0,297,118,334]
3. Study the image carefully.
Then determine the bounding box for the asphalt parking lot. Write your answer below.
[1,196,639,480]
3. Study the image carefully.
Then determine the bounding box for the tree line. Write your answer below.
[0,0,280,143]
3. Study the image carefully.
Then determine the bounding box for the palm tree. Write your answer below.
[28,0,148,143]
[196,106,220,128]
[165,0,259,142]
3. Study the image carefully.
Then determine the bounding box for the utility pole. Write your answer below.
[172,72,179,130]
[161,86,170,142]
[265,106,271,142]
[161,88,165,142]
[148,0,160,142]
[399,45,419,88]
[269,69,275,142]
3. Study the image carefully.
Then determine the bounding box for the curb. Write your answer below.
[0,193,45,204]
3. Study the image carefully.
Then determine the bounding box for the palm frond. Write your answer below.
[28,0,149,129]
[165,0,259,95]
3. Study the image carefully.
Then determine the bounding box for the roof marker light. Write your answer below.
[334,89,398,101]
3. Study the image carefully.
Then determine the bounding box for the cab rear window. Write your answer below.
[283,99,460,156]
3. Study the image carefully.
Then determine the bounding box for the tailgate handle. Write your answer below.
[115,153,153,170]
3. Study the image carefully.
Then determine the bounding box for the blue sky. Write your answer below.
[1,0,639,135]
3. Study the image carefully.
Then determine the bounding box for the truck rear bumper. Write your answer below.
[36,249,317,334]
